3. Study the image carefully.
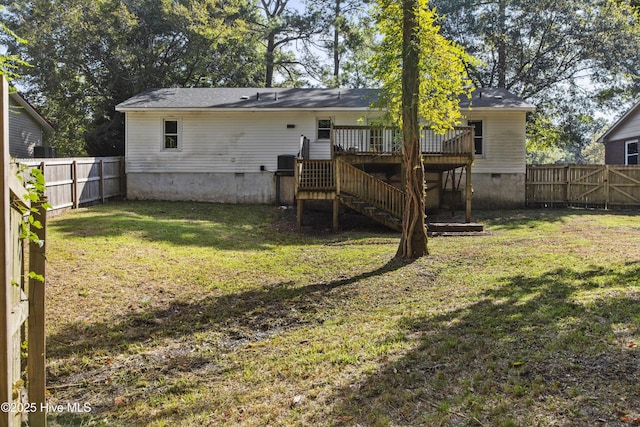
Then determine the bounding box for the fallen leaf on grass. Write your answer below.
[291,395,305,407]
[620,416,640,425]
[627,342,636,348]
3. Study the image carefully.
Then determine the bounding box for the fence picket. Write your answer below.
[526,165,640,208]
[15,157,125,214]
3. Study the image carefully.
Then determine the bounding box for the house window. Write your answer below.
[468,120,484,156]
[163,119,179,150]
[317,119,331,140]
[626,140,638,165]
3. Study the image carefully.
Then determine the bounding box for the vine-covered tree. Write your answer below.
[373,0,474,259]
[1,0,264,156]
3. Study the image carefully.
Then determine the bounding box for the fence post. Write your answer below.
[119,157,126,199]
[0,75,13,427]
[28,200,47,427]
[564,165,570,204]
[72,160,79,209]
[604,165,609,210]
[99,160,105,204]
[333,160,340,230]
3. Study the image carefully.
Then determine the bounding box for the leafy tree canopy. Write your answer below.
[372,0,475,131]
[1,0,264,156]
[0,6,29,84]
[431,0,640,162]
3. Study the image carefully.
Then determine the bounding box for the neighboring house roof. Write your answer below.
[597,99,640,143]
[116,87,535,113]
[9,92,55,132]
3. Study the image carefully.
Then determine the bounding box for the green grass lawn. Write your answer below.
[43,202,640,426]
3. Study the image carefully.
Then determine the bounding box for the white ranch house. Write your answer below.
[116,87,534,228]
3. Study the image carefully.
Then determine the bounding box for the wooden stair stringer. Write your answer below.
[338,193,403,232]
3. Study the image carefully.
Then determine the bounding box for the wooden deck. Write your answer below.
[295,125,475,230]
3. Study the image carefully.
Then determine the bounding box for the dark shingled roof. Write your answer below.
[458,87,536,110]
[116,88,379,110]
[116,87,535,111]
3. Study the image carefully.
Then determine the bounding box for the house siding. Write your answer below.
[462,110,527,208]
[464,110,527,174]
[125,110,375,203]
[604,139,628,165]
[9,97,43,158]
[601,109,640,143]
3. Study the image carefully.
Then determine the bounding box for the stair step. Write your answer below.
[427,222,484,233]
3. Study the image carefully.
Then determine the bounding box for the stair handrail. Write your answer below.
[297,135,310,159]
[336,159,405,219]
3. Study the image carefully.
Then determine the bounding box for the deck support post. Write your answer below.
[332,198,339,230]
[297,198,303,231]
[465,162,472,223]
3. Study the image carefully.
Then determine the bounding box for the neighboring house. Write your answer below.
[597,100,640,165]
[9,92,54,158]
[115,87,534,215]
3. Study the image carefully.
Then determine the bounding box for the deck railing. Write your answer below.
[295,158,405,219]
[295,159,335,193]
[337,159,405,218]
[332,125,474,157]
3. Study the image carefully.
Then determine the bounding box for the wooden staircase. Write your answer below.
[296,158,483,233]
[335,159,405,231]
[338,193,403,231]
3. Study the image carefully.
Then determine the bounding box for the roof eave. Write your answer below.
[115,106,376,113]
[461,106,536,113]
[597,99,640,143]
[9,93,55,132]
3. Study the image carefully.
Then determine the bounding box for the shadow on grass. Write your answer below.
[47,257,409,363]
[330,262,640,426]
[49,200,313,250]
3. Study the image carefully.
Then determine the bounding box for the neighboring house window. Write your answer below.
[468,120,484,156]
[164,119,179,149]
[626,140,639,165]
[317,119,331,140]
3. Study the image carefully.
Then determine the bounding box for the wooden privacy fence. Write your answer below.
[2,79,47,426]
[526,165,640,208]
[16,157,125,214]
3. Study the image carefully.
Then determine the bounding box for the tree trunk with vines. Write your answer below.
[396,0,428,259]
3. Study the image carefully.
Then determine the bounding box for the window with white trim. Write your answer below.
[163,119,179,150]
[626,140,638,165]
[317,119,331,140]
[468,120,484,156]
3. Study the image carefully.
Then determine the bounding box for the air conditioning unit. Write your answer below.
[34,146,57,158]
[277,155,296,173]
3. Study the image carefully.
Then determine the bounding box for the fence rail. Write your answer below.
[15,157,125,213]
[526,164,640,208]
